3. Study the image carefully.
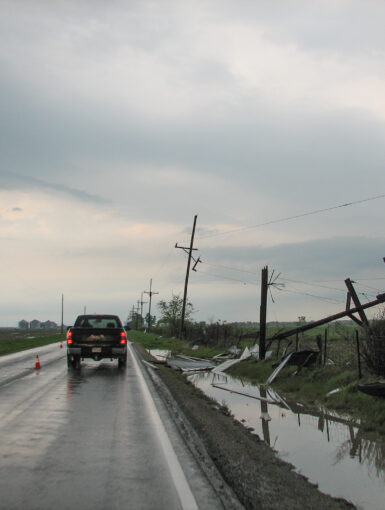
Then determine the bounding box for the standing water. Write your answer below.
[188,371,385,510]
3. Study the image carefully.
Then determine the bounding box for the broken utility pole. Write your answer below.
[345,278,369,326]
[175,214,200,338]
[144,278,158,332]
[259,266,268,360]
[267,289,385,344]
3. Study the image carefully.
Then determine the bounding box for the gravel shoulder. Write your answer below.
[136,344,355,510]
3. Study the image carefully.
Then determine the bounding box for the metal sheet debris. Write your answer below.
[212,358,241,374]
[266,350,320,385]
[212,347,251,373]
[166,358,215,373]
[142,360,159,370]
[265,353,294,385]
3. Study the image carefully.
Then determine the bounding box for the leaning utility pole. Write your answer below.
[259,266,268,360]
[144,279,158,332]
[175,215,200,339]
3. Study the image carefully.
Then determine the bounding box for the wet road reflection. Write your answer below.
[189,371,385,510]
[0,352,209,510]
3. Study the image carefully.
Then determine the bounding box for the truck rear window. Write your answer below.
[74,316,122,328]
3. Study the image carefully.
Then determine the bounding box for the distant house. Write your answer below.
[29,320,41,330]
[18,320,29,330]
[41,320,58,330]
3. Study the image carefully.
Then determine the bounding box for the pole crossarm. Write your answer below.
[345,278,369,326]
[175,243,198,251]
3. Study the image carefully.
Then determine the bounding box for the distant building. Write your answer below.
[18,320,29,329]
[41,320,58,329]
[29,320,41,330]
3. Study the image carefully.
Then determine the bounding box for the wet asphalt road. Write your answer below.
[0,343,223,510]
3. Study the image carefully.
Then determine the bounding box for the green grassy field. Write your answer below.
[0,329,65,356]
[228,359,385,437]
[129,330,224,358]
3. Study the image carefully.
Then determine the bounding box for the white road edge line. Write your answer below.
[128,343,199,510]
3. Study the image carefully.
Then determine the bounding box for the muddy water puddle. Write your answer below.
[188,372,385,510]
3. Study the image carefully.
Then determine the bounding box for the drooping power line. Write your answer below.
[197,193,385,240]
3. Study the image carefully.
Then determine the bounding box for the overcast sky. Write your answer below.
[0,0,384,327]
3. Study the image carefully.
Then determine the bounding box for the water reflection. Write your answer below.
[188,371,385,510]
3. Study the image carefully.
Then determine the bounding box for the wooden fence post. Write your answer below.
[356,330,362,379]
[324,329,328,366]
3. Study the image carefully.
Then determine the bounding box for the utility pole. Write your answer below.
[175,214,200,339]
[61,294,64,334]
[144,279,158,332]
[130,304,135,326]
[136,300,141,329]
[259,266,268,360]
[140,291,147,328]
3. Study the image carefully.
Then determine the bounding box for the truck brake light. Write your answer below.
[66,331,73,345]
[120,331,127,345]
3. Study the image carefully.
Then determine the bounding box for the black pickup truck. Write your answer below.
[66,314,128,369]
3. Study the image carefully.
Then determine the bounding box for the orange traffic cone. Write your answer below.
[35,355,41,370]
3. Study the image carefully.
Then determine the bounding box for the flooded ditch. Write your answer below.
[187,371,385,510]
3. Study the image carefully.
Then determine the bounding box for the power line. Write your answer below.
[203,260,258,276]
[278,287,344,304]
[197,193,385,240]
[278,277,346,293]
[202,258,385,290]
[355,282,383,293]
[195,268,259,286]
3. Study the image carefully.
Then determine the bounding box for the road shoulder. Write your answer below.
[136,344,355,510]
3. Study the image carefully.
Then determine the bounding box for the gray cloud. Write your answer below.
[0,0,384,324]
[0,171,107,204]
[200,236,385,281]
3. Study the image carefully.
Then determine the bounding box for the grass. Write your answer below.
[129,330,225,359]
[131,327,385,438]
[0,329,64,356]
[229,359,385,437]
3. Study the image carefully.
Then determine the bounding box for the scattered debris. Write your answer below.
[326,388,341,397]
[142,360,159,370]
[249,344,273,359]
[212,358,241,373]
[240,346,251,360]
[166,358,215,373]
[147,349,171,362]
[212,347,252,373]
[266,350,320,385]
[266,353,294,385]
[212,352,230,360]
[357,382,385,397]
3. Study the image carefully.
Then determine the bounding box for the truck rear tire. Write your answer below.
[67,354,80,369]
